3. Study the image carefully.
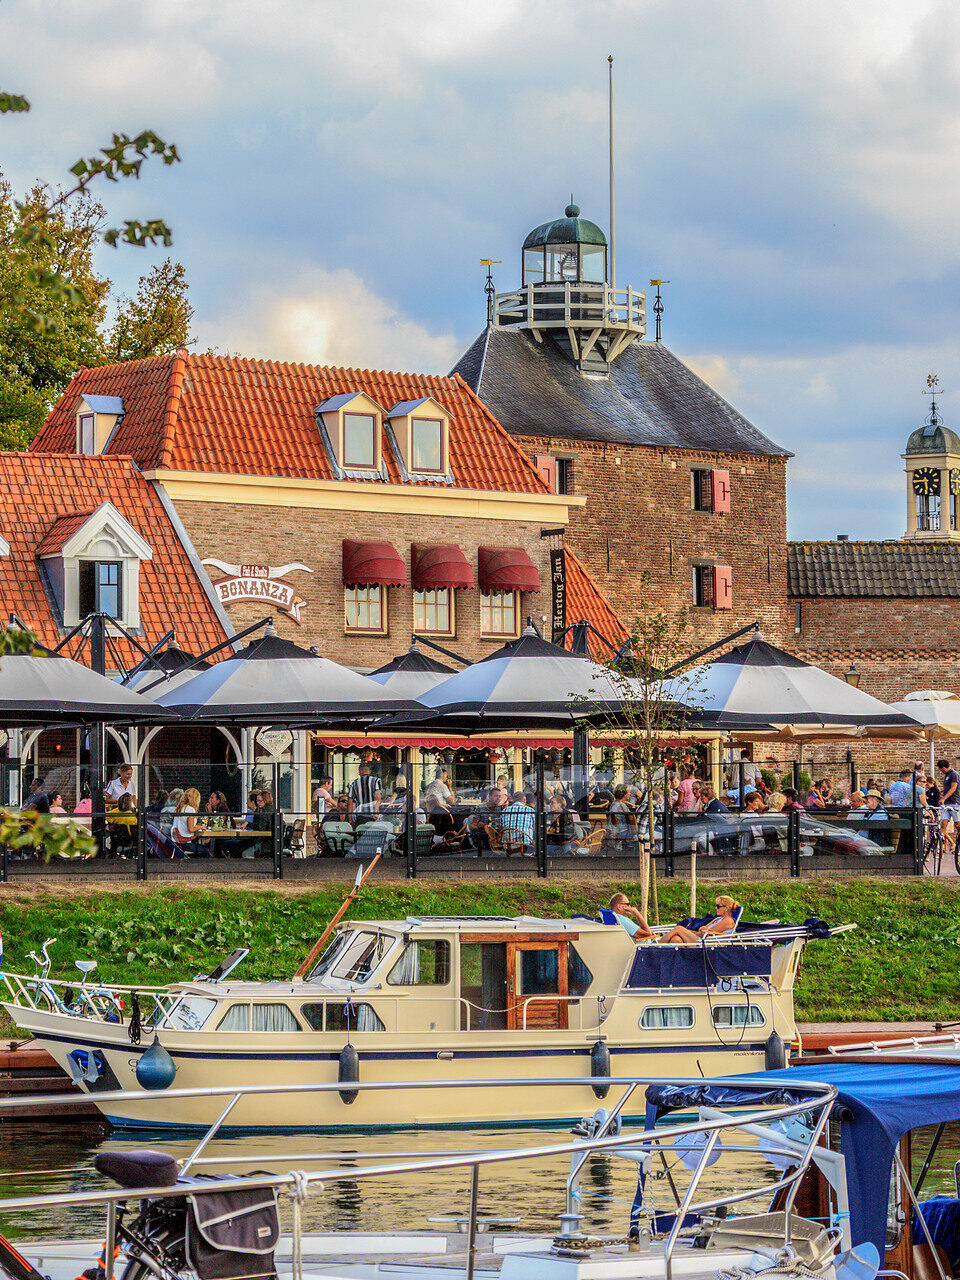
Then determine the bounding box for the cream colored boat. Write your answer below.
[2,914,842,1131]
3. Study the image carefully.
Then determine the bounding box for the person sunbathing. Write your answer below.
[608,892,655,940]
[659,894,740,944]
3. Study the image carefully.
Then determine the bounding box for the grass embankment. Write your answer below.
[0,877,956,1033]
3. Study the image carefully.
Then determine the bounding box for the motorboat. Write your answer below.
[2,913,847,1131]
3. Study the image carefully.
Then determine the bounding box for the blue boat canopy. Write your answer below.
[646,1059,960,1258]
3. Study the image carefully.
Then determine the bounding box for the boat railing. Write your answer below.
[517,994,599,1031]
[0,1073,838,1280]
[827,1032,960,1055]
[1,970,168,1020]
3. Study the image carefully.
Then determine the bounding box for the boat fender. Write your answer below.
[590,1039,611,1099]
[764,1031,787,1071]
[338,1043,360,1105]
[135,1034,177,1090]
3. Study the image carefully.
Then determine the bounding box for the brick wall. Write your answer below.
[515,436,789,644]
[173,499,552,668]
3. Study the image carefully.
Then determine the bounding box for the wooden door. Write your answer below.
[507,940,568,1030]
[885,1134,913,1280]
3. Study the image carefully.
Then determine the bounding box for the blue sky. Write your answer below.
[3,0,957,540]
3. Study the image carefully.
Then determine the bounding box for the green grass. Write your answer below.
[0,876,956,1034]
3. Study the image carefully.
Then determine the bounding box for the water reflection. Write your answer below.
[0,1120,956,1244]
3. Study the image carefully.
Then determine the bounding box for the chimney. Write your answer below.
[837,534,849,542]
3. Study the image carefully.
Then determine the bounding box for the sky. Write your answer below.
[3,0,959,540]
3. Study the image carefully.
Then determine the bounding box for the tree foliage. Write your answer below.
[0,95,184,447]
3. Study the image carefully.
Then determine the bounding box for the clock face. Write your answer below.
[950,469,960,496]
[913,467,941,496]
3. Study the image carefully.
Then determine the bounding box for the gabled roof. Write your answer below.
[79,394,124,415]
[452,327,790,457]
[0,454,230,663]
[36,501,153,561]
[789,540,960,598]
[33,352,553,494]
[563,548,629,656]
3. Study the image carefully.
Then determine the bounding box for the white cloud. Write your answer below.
[197,268,460,373]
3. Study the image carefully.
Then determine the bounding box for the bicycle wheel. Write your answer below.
[120,1222,191,1280]
[954,842,960,877]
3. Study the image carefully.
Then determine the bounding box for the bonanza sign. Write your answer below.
[202,559,313,624]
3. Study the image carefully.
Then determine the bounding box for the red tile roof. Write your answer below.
[0,454,230,667]
[563,548,629,658]
[33,352,553,494]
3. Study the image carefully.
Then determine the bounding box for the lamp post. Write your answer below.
[843,663,861,688]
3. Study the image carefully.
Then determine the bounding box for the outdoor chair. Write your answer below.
[348,821,395,860]
[320,820,355,857]
[285,819,307,858]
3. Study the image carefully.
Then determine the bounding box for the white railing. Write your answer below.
[494,282,646,333]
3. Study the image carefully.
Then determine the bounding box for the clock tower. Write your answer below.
[904,386,960,540]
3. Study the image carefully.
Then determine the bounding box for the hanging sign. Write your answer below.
[550,548,566,641]
[202,559,313,624]
[256,728,294,757]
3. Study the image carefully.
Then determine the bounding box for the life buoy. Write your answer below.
[590,1039,611,1099]
[338,1044,360,1104]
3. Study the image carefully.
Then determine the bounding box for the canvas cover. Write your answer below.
[185,1181,280,1280]
[625,943,772,989]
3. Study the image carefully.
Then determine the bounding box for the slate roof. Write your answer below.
[33,352,552,494]
[452,327,790,457]
[0,454,231,664]
[789,540,960,598]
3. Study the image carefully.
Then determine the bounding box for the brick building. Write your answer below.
[453,204,791,644]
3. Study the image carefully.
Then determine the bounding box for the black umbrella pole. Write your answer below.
[573,727,589,819]
[536,753,547,878]
[90,722,105,857]
[405,779,416,880]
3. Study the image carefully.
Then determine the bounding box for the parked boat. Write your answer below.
[2,914,845,1131]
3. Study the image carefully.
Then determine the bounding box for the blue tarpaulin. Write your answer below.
[626,944,773,989]
[646,1060,960,1257]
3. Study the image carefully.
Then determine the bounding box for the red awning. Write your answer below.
[411,543,474,590]
[314,734,572,750]
[478,546,541,593]
[342,539,407,587]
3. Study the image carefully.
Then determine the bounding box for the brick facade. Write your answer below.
[514,436,790,643]
[173,498,552,667]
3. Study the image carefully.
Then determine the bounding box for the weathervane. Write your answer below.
[650,278,670,342]
[481,258,502,324]
[924,372,943,435]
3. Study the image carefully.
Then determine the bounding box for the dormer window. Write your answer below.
[74,395,124,455]
[79,560,122,619]
[315,392,386,479]
[385,398,452,482]
[36,501,151,629]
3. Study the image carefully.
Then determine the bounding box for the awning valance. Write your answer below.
[411,543,474,590]
[478,546,540,593]
[313,734,573,750]
[342,539,407,587]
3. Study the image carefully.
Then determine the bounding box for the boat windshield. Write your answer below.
[153,995,218,1031]
[308,929,390,984]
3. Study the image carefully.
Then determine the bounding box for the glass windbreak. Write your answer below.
[161,995,218,1031]
[580,243,606,283]
[522,247,545,284]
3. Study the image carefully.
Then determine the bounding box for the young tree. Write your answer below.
[105,258,194,363]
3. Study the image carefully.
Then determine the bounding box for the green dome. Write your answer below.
[906,407,960,455]
[522,204,607,251]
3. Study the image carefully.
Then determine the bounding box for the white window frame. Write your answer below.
[413,587,454,637]
[344,584,387,635]
[480,590,520,640]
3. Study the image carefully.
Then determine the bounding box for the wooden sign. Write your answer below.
[202,559,313,624]
[550,548,566,641]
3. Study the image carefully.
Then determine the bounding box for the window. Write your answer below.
[342,412,378,469]
[639,1006,694,1029]
[918,493,942,532]
[480,590,518,639]
[693,565,714,608]
[711,1004,766,1027]
[78,560,122,619]
[523,247,545,285]
[567,945,593,996]
[414,587,453,636]
[217,1004,250,1031]
[387,939,451,985]
[411,419,443,473]
[344,584,386,634]
[952,493,959,532]
[78,413,95,455]
[162,997,217,1031]
[325,1003,386,1032]
[251,1003,301,1032]
[692,470,712,511]
[555,458,572,495]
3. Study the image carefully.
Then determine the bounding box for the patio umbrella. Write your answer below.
[367,641,457,700]
[675,633,921,738]
[120,642,212,695]
[888,690,960,773]
[154,629,423,725]
[0,653,178,725]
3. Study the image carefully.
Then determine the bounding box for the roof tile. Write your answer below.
[788,540,960,597]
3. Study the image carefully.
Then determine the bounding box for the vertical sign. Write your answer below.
[550,548,566,641]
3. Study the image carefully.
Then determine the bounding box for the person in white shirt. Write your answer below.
[104,765,137,807]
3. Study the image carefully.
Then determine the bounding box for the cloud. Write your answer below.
[197,268,460,373]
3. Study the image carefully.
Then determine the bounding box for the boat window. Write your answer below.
[162,996,218,1031]
[519,948,558,995]
[216,1003,250,1031]
[460,942,507,1031]
[300,1003,324,1030]
[567,945,593,996]
[251,1003,302,1032]
[712,1005,765,1027]
[325,1003,385,1032]
[307,930,351,982]
[387,939,451,986]
[639,1006,694,1029]
[328,931,387,983]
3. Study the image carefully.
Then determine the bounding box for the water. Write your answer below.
[0,1120,957,1245]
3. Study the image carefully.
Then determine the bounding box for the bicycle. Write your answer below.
[27,939,123,1022]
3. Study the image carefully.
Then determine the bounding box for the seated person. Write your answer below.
[468,788,504,853]
[322,794,354,829]
[659,894,740,944]
[496,791,537,855]
[546,795,579,855]
[607,891,654,940]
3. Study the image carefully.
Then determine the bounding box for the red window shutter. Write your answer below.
[713,566,733,610]
[535,456,557,490]
[711,469,731,513]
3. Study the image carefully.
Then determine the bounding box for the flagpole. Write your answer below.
[608,54,616,290]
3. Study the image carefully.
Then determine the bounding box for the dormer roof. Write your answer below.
[385,398,442,418]
[78,395,124,415]
[36,501,153,561]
